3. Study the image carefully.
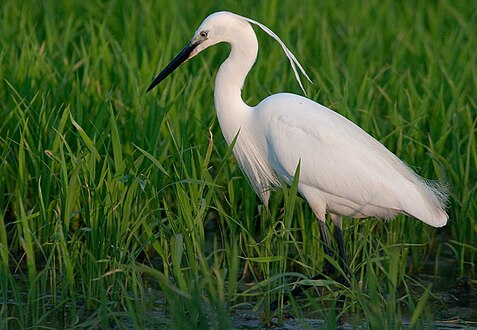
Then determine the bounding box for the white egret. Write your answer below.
[147,11,448,304]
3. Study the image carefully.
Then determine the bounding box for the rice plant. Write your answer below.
[0,0,475,328]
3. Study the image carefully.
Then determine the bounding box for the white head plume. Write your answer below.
[241,15,313,95]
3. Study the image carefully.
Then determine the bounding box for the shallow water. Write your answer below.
[4,249,475,328]
[138,259,477,329]
[27,270,476,329]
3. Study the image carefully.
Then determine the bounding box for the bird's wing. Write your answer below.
[262,94,416,212]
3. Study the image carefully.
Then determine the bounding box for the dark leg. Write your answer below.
[318,221,334,276]
[333,226,348,324]
[269,221,336,310]
[334,226,350,280]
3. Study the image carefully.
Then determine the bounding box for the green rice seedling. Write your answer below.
[0,0,475,328]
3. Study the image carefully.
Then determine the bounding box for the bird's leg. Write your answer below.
[269,220,335,311]
[317,220,334,276]
[334,225,351,282]
[330,214,351,282]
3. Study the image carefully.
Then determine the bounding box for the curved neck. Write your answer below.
[214,25,258,144]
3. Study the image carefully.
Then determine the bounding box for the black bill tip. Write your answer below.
[146,41,197,93]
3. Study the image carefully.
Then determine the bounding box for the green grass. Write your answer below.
[1,0,476,328]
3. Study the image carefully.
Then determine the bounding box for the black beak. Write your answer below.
[146,41,198,93]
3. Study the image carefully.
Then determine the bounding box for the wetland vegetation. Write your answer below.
[0,0,476,328]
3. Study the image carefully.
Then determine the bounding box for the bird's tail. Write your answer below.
[402,178,449,227]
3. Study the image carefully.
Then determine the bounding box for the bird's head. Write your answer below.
[146,11,310,94]
[146,11,246,93]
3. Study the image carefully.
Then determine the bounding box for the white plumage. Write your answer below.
[147,11,449,291]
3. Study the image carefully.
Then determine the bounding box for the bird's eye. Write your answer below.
[200,31,208,38]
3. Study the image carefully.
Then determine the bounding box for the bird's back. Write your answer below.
[255,93,448,227]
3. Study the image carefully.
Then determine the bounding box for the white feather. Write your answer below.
[151,11,449,229]
[241,16,313,95]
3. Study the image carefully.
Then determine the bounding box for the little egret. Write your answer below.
[147,11,448,303]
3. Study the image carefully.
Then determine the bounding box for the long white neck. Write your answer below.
[214,24,258,145]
